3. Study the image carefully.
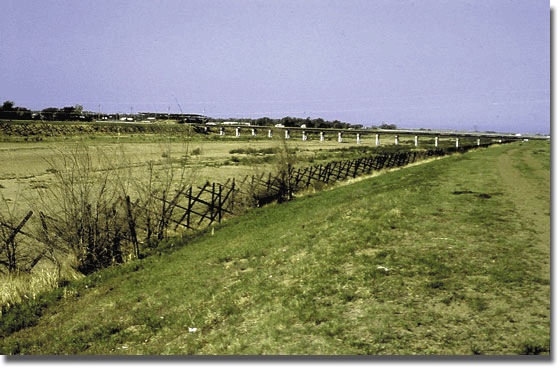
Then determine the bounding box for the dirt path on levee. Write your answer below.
[494,142,550,269]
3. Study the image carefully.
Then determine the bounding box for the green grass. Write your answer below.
[0,140,550,355]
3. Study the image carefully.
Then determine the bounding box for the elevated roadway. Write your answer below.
[201,123,549,142]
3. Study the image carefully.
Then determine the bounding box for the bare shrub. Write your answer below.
[134,160,188,245]
[31,144,134,274]
[0,201,24,274]
[272,137,297,203]
[239,137,298,208]
[126,142,201,251]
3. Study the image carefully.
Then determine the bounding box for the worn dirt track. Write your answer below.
[494,142,550,268]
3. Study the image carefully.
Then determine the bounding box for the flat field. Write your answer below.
[0,134,456,209]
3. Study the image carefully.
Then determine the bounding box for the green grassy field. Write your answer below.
[0,139,550,355]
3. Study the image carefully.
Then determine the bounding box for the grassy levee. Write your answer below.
[0,140,550,355]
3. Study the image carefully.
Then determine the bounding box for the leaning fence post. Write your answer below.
[229,179,235,212]
[4,210,33,255]
[187,186,193,229]
[218,183,223,223]
[125,196,139,259]
[211,182,217,224]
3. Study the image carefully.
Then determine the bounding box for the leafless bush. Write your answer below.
[133,158,194,246]
[0,201,28,274]
[271,137,297,203]
[31,145,134,274]
[24,140,201,274]
[237,137,298,208]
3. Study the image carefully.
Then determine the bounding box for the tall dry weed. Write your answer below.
[29,144,135,274]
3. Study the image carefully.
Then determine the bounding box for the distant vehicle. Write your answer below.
[275,124,285,128]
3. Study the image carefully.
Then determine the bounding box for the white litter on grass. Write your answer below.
[188,327,198,333]
[377,265,390,272]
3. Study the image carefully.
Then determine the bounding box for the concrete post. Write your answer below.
[455,137,459,148]
[268,129,272,138]
[235,127,240,137]
[477,138,480,146]
[320,131,324,142]
[356,133,361,144]
[395,135,399,145]
[435,136,439,147]
[338,132,343,143]
[414,135,419,147]
[375,134,380,146]
[285,129,290,139]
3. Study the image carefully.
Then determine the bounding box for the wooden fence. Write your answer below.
[1,143,497,274]
[155,146,487,231]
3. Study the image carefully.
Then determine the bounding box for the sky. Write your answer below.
[0,0,551,134]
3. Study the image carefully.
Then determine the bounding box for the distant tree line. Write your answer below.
[213,116,387,130]
[0,100,400,130]
[39,105,93,121]
[0,101,33,120]
[212,117,399,130]
[255,116,361,129]
[0,101,94,121]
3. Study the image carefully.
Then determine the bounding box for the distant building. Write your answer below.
[138,112,209,124]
